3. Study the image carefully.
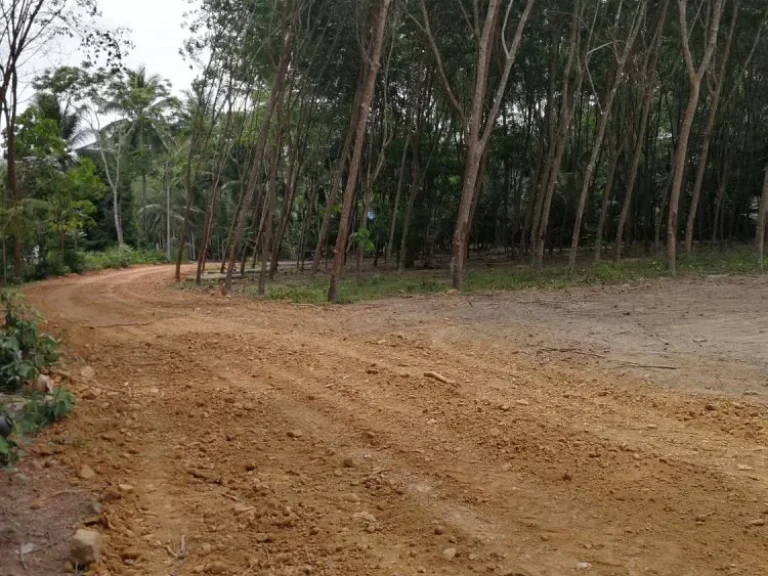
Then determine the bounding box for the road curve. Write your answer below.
[21,266,768,576]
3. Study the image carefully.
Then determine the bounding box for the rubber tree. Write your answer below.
[757,166,768,268]
[568,0,647,269]
[417,0,537,289]
[615,0,670,260]
[328,0,392,303]
[666,0,726,274]
[223,1,298,294]
[683,1,741,254]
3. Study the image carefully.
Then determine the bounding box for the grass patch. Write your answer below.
[83,246,168,272]
[252,273,451,304]
[239,247,763,304]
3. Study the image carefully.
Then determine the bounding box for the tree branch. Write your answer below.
[412,0,466,124]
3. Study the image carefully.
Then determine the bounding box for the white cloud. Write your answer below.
[21,0,197,103]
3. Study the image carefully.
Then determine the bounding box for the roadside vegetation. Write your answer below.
[0,294,72,468]
[183,247,763,304]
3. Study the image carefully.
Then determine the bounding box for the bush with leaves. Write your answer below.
[0,294,59,393]
[0,390,73,468]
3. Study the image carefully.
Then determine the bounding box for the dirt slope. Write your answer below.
[14,267,768,576]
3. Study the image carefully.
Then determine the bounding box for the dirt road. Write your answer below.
[11,268,768,575]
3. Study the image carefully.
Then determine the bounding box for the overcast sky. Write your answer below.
[22,0,197,104]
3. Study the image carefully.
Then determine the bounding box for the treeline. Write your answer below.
[3,0,768,300]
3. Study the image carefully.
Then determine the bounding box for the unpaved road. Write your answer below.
[9,267,768,575]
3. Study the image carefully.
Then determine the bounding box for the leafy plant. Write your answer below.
[16,388,74,435]
[0,293,59,393]
[0,436,19,468]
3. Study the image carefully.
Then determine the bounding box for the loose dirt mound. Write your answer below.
[4,267,767,575]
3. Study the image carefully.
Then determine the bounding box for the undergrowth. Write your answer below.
[0,293,72,468]
[0,293,58,393]
[232,247,764,304]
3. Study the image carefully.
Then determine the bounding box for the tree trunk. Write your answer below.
[223,7,295,293]
[594,141,620,263]
[667,0,726,274]
[5,70,21,279]
[271,166,298,279]
[569,1,646,269]
[310,69,365,277]
[615,0,670,260]
[757,167,768,268]
[385,134,410,269]
[684,0,738,255]
[398,135,420,272]
[259,117,284,295]
[328,0,392,303]
[533,0,583,268]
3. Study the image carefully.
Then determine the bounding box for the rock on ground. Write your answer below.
[70,529,103,567]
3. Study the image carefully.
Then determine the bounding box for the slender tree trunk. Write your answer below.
[297,184,318,271]
[684,1,738,254]
[310,69,365,276]
[398,135,420,272]
[385,134,410,269]
[615,0,669,260]
[328,0,392,303]
[594,141,620,263]
[757,167,768,268]
[4,70,21,279]
[569,0,646,269]
[223,8,295,293]
[667,0,726,274]
[533,0,583,268]
[259,112,285,295]
[271,167,298,279]
[141,171,147,248]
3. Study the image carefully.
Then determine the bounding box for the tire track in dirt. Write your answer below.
[22,266,768,576]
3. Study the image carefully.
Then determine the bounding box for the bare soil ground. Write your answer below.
[3,267,768,576]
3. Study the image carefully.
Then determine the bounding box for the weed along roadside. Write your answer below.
[0,294,71,468]
[186,248,767,305]
[0,293,89,574]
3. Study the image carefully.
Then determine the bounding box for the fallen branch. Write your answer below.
[423,371,456,385]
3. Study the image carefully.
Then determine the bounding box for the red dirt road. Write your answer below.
[12,267,768,575]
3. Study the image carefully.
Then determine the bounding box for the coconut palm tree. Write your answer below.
[34,92,88,149]
[100,66,180,246]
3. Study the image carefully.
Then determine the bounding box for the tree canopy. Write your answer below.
[2,0,768,297]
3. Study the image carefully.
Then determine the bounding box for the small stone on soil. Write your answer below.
[576,561,592,571]
[79,465,96,480]
[442,547,457,561]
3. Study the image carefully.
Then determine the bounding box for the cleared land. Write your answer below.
[2,266,768,576]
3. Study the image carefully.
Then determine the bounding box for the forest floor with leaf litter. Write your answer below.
[3,266,768,575]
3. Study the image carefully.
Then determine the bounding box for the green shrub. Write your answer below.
[83,247,167,272]
[0,294,59,393]
[43,251,71,277]
[62,250,87,274]
[0,389,73,467]
[16,388,74,435]
[0,435,18,468]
